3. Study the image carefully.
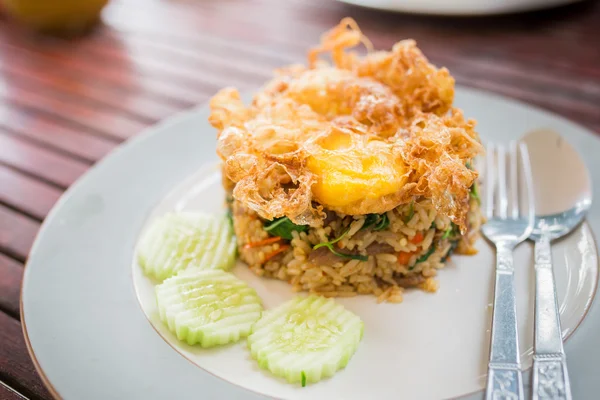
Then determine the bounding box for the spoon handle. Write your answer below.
[532,234,572,400]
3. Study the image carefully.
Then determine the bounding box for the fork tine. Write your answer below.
[485,143,495,219]
[519,142,536,225]
[509,141,519,219]
[496,144,508,219]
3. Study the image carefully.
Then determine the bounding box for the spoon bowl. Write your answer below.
[531,204,592,241]
[523,128,593,240]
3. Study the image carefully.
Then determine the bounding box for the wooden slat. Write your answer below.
[0,165,63,221]
[104,0,308,53]
[0,253,22,319]
[0,49,183,123]
[102,24,296,67]
[0,20,235,94]
[0,311,52,400]
[0,205,39,261]
[123,0,314,45]
[0,103,116,163]
[0,83,147,142]
[0,381,28,400]
[79,35,261,91]
[0,133,88,189]
[89,33,273,83]
[0,33,208,106]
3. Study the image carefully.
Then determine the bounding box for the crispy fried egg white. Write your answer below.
[209,18,483,232]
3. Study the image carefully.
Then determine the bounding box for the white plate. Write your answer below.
[22,86,600,400]
[336,0,583,16]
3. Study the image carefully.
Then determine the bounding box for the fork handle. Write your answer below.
[485,244,524,400]
[532,234,572,400]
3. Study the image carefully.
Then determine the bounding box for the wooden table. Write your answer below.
[0,0,599,398]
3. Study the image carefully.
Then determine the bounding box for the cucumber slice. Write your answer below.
[247,295,364,385]
[138,211,236,281]
[156,268,263,347]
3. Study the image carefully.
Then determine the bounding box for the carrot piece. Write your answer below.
[263,245,290,262]
[397,251,414,265]
[410,232,424,244]
[244,236,282,249]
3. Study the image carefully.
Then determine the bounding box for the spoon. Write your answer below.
[522,129,593,400]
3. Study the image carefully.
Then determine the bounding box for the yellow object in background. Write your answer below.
[1,0,109,35]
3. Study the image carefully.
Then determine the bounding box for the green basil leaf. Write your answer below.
[362,214,390,231]
[362,214,380,231]
[373,214,390,231]
[264,217,308,240]
[470,181,480,204]
[313,227,369,261]
[441,240,459,263]
[329,245,369,261]
[404,201,415,223]
[314,243,368,261]
[416,245,436,264]
[442,222,459,240]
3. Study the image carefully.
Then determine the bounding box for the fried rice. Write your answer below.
[230,194,481,303]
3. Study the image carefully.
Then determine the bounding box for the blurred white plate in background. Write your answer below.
[336,0,583,16]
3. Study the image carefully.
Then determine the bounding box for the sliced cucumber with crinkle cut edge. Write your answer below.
[247,295,364,385]
[138,211,236,281]
[156,268,262,347]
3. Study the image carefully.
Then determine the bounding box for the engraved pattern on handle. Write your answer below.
[487,368,523,400]
[532,234,572,400]
[533,359,571,400]
[485,244,523,400]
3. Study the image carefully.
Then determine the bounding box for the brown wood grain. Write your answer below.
[0,133,89,188]
[0,49,183,123]
[0,28,214,106]
[0,253,22,319]
[0,103,116,163]
[0,204,40,262]
[80,36,261,92]
[88,33,273,84]
[0,311,52,400]
[0,82,148,141]
[102,11,298,66]
[0,381,28,400]
[0,164,63,220]
[0,0,598,398]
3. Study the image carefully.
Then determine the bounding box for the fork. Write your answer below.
[481,141,535,400]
